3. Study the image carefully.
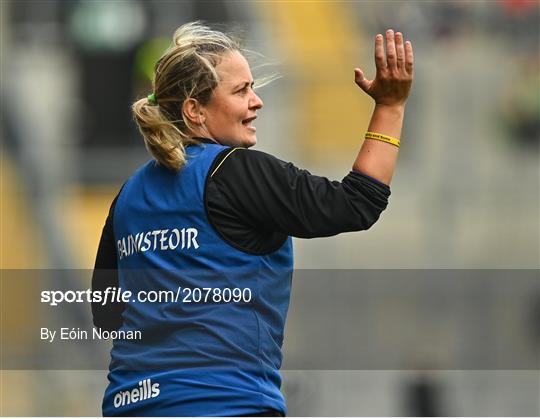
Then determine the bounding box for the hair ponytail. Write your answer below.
[132,97,197,171]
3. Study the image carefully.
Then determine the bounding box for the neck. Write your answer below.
[193,136,220,145]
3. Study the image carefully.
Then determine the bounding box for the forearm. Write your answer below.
[352,104,405,185]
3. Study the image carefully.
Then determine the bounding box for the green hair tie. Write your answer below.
[147,92,157,105]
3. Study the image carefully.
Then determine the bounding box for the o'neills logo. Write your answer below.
[113,379,160,408]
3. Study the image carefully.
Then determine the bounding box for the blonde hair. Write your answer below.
[132,22,241,171]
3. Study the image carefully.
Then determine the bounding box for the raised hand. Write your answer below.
[354,29,413,107]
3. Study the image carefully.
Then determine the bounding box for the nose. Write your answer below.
[249,90,263,110]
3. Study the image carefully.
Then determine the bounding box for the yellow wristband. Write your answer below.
[365,131,400,148]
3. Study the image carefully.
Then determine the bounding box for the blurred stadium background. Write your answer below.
[1,0,539,416]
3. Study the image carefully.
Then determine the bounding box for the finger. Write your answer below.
[354,68,371,92]
[395,32,405,70]
[386,29,397,70]
[405,40,414,75]
[374,34,385,70]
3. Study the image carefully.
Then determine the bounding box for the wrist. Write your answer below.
[367,104,405,140]
[373,103,406,114]
[371,103,405,128]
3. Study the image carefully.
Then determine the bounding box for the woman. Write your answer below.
[92,21,413,416]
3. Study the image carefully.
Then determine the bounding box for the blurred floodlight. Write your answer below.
[68,0,146,52]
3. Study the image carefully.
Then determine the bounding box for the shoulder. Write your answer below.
[210,147,291,179]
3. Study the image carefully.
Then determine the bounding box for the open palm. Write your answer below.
[355,29,414,107]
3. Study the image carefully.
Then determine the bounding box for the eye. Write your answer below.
[236,82,255,95]
[236,86,249,95]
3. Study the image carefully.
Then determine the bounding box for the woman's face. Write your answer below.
[201,51,263,148]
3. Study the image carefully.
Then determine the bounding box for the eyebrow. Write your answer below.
[232,81,255,91]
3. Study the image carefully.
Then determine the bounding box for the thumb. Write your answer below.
[354,68,370,92]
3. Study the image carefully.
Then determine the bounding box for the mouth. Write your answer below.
[242,116,257,132]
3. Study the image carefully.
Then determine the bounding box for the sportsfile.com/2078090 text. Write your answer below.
[40,286,252,306]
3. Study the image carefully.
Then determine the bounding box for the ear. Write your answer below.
[182,98,206,125]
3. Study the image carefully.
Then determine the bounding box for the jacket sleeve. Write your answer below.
[91,191,124,331]
[210,148,391,238]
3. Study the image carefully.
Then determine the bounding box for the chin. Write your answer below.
[242,135,257,148]
[214,133,257,148]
